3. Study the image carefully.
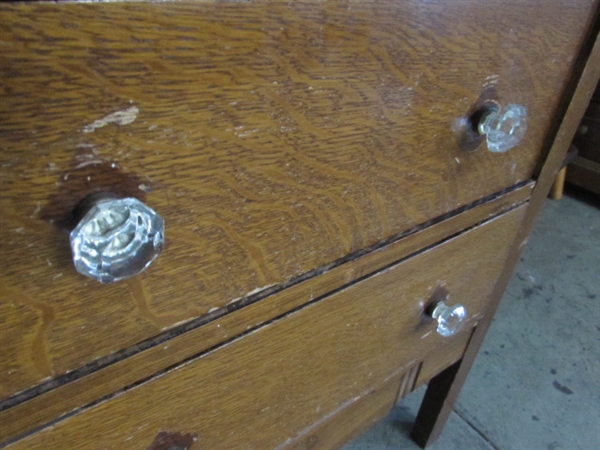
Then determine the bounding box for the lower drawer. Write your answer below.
[7,206,525,450]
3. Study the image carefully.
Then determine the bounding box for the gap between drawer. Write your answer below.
[0,181,533,447]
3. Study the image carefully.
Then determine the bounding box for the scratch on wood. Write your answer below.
[74,160,104,170]
[420,331,433,340]
[82,106,139,133]
[227,283,276,306]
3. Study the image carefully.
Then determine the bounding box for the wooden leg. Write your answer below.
[411,361,461,448]
[412,29,600,445]
[550,167,567,200]
[410,326,485,448]
[410,360,462,448]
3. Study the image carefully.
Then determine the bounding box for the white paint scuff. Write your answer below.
[82,106,139,133]
[227,283,277,306]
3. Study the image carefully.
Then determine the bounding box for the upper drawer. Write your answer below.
[0,1,595,398]
[4,205,526,450]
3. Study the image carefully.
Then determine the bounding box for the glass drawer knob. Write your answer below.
[429,301,467,337]
[479,103,527,153]
[70,196,164,283]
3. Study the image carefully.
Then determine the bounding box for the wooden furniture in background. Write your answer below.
[1,1,598,449]
[567,81,600,195]
[550,167,567,200]
[550,81,600,200]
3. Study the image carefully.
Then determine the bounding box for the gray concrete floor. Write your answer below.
[343,187,600,450]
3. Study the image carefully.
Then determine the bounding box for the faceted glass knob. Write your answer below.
[70,197,164,283]
[479,104,527,153]
[430,301,467,337]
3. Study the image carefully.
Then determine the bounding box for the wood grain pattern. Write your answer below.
[1,0,595,399]
[284,369,409,450]
[4,205,526,450]
[412,18,600,447]
[0,184,531,445]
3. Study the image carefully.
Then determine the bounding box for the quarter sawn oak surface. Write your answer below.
[3,206,526,450]
[0,0,596,400]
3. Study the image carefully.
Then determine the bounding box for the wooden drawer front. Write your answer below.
[0,1,594,399]
[6,206,526,450]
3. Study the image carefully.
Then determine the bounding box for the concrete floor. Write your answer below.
[343,187,600,450]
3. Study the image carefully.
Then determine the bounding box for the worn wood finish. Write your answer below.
[4,206,526,450]
[413,331,472,391]
[284,364,420,450]
[284,371,407,450]
[396,364,422,403]
[0,184,531,445]
[412,18,600,448]
[1,1,594,398]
